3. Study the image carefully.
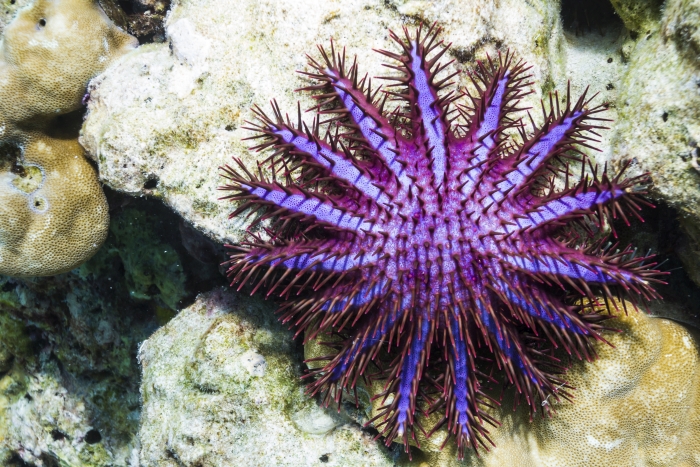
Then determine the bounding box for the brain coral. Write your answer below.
[0,0,137,276]
[0,133,108,276]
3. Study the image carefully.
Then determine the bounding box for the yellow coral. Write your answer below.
[0,133,108,276]
[334,309,700,466]
[0,0,137,276]
[0,0,137,136]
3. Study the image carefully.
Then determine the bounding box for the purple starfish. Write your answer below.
[220,24,662,458]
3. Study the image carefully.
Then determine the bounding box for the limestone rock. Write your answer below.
[609,0,700,286]
[80,0,700,287]
[138,288,396,467]
[609,0,663,33]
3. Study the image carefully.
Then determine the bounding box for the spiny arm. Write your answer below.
[245,102,392,205]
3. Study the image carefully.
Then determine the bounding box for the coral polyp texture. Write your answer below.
[220,25,662,458]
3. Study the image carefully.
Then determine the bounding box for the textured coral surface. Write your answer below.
[0,0,137,276]
[0,0,137,135]
[0,134,109,277]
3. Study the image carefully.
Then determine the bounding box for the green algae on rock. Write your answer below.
[609,0,663,34]
[138,288,397,467]
[107,208,187,310]
[610,0,700,287]
[0,271,145,466]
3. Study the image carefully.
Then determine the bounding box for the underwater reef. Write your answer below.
[3,0,700,466]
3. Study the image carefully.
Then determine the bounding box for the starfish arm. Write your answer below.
[499,281,581,332]
[306,302,402,400]
[475,298,561,408]
[304,49,410,187]
[406,36,449,188]
[223,177,377,232]
[379,25,453,190]
[371,314,431,452]
[503,252,628,283]
[442,315,490,456]
[493,92,605,201]
[276,126,391,203]
[226,239,382,296]
[276,248,380,272]
[455,54,531,197]
[506,187,624,233]
[319,279,389,313]
[246,104,391,204]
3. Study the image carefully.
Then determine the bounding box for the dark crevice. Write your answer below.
[84,429,102,444]
[115,0,171,43]
[143,175,159,190]
[612,199,700,326]
[7,453,34,467]
[561,0,623,36]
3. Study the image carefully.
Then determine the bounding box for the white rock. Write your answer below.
[137,288,395,466]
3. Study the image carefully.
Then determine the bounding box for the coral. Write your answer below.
[0,133,109,276]
[221,25,661,457]
[0,0,137,277]
[0,0,137,136]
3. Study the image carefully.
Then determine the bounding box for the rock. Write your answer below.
[83,0,613,246]
[0,271,145,466]
[609,0,700,285]
[609,0,663,33]
[146,292,700,467]
[138,288,396,466]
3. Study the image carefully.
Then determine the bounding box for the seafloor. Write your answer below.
[1,0,700,466]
